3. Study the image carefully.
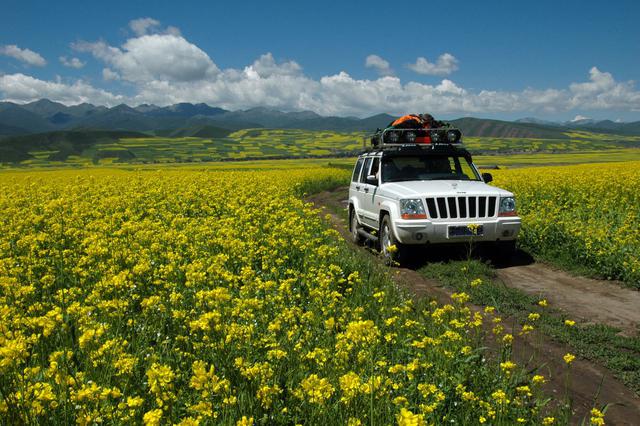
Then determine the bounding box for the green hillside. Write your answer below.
[2,127,640,168]
[463,130,640,153]
[451,117,570,138]
[1,129,364,167]
[0,130,148,165]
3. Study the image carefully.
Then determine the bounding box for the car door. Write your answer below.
[350,157,365,214]
[360,156,381,229]
[353,157,372,226]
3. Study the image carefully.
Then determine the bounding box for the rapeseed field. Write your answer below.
[493,161,640,286]
[0,166,560,424]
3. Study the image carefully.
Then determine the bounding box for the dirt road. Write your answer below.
[308,187,640,425]
[497,265,640,336]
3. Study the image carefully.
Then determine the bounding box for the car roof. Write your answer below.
[358,144,471,160]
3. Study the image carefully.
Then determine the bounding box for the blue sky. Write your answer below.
[1,0,638,120]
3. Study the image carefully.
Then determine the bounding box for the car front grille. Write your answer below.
[425,196,497,219]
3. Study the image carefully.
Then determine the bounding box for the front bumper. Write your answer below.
[393,217,521,245]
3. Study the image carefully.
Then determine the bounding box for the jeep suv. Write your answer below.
[348,136,521,264]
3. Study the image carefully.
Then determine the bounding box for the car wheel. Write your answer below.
[349,207,364,245]
[380,215,406,265]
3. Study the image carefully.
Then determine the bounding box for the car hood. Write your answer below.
[381,180,513,198]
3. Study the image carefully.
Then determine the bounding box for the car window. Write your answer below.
[359,158,372,184]
[382,155,480,182]
[453,157,477,180]
[369,158,380,186]
[352,158,364,182]
[370,158,380,176]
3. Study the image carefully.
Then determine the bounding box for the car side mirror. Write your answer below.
[482,172,493,183]
[366,175,378,185]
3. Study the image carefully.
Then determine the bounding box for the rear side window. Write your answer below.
[352,158,364,182]
[359,158,372,183]
[370,158,380,176]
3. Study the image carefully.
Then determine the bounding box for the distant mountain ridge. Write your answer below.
[1,99,639,138]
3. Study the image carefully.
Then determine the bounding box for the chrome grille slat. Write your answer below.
[425,196,497,220]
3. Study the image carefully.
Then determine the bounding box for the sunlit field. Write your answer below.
[5,128,640,169]
[0,166,566,424]
[493,161,640,286]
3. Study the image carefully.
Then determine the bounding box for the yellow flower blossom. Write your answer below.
[563,353,576,365]
[396,407,425,426]
[143,409,163,426]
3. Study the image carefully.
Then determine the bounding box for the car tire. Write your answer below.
[349,207,364,245]
[380,215,407,266]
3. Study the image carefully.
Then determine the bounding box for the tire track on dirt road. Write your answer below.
[308,187,640,425]
[496,265,640,336]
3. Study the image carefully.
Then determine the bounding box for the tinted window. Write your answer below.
[352,158,364,182]
[369,158,380,186]
[359,158,372,183]
[381,155,480,183]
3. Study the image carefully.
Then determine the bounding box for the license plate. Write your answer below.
[449,225,484,238]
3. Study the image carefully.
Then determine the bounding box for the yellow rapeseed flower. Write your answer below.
[563,353,576,365]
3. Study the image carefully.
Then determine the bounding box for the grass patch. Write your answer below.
[418,259,640,395]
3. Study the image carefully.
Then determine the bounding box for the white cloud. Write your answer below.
[2,22,640,117]
[73,34,218,83]
[571,114,591,122]
[129,56,313,111]
[365,54,393,76]
[128,17,181,37]
[407,53,459,76]
[246,53,302,78]
[0,73,124,105]
[4,61,638,118]
[0,44,47,67]
[129,17,161,36]
[567,67,640,110]
[59,56,85,69]
[102,68,120,81]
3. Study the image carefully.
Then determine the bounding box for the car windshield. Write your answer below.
[381,154,481,183]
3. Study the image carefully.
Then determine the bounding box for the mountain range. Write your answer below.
[1,99,640,139]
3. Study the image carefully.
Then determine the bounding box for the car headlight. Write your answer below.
[499,197,517,216]
[400,199,427,219]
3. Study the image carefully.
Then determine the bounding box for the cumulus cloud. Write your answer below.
[129,17,160,36]
[4,61,639,117]
[73,34,218,83]
[128,54,313,111]
[0,44,47,67]
[567,67,640,110]
[102,68,120,81]
[2,21,640,117]
[365,54,393,76]
[0,73,124,105]
[59,56,85,68]
[407,53,459,76]
[571,114,591,122]
[246,53,302,78]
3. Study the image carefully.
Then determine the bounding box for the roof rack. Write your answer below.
[364,127,463,150]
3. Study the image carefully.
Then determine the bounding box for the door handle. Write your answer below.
[364,187,369,193]
[355,185,361,190]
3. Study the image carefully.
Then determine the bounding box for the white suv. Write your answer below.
[348,142,521,264]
